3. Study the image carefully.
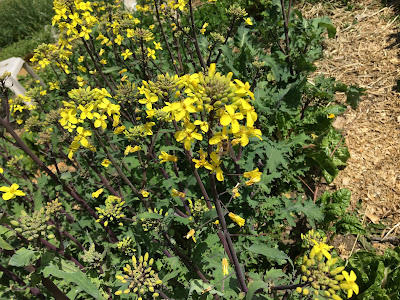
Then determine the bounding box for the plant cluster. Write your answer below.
[0,0,372,299]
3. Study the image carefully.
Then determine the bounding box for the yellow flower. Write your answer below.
[93,113,107,130]
[200,22,208,34]
[228,212,245,227]
[79,26,92,40]
[147,48,156,60]
[124,145,141,156]
[159,151,178,163]
[243,168,262,186]
[340,270,359,299]
[139,90,158,110]
[204,152,224,181]
[122,49,133,60]
[101,159,111,168]
[115,34,123,45]
[92,188,104,198]
[220,105,244,134]
[328,113,335,119]
[244,17,253,26]
[171,188,185,198]
[310,239,334,260]
[0,184,26,200]
[140,190,149,197]
[114,126,126,134]
[222,258,229,276]
[192,148,208,168]
[173,0,187,11]
[153,41,162,50]
[0,167,3,173]
[174,123,203,150]
[184,229,196,243]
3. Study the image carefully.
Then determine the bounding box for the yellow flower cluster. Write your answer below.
[59,87,121,159]
[137,64,262,182]
[297,231,359,300]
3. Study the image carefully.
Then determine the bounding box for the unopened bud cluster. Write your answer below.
[115,252,162,299]
[226,5,247,18]
[81,243,103,268]
[117,237,136,255]
[188,197,209,217]
[95,195,126,227]
[298,254,344,299]
[140,208,167,232]
[11,209,55,241]
[45,199,63,215]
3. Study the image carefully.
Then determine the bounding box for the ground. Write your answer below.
[299,0,400,253]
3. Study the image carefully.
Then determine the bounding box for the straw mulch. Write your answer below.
[299,1,400,235]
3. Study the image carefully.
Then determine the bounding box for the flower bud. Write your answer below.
[10,220,19,226]
[330,266,345,276]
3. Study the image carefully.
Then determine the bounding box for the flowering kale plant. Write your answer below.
[0,0,366,299]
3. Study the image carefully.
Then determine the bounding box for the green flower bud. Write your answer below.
[312,282,320,289]
[335,275,344,281]
[324,291,331,297]
[10,220,19,226]
[331,266,345,276]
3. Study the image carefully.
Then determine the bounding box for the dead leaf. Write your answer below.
[366,213,380,224]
